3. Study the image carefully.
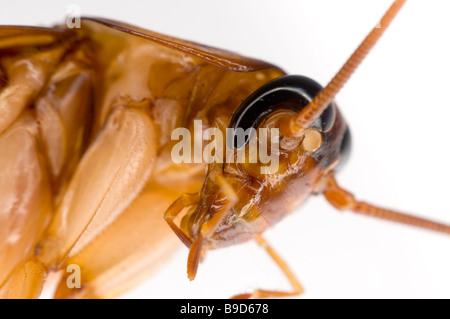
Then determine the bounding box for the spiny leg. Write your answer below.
[323,174,450,234]
[163,193,200,248]
[53,185,189,299]
[187,173,239,280]
[231,235,303,299]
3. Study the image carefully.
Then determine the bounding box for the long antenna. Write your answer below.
[281,0,407,137]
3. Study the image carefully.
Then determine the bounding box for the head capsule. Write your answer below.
[184,75,351,249]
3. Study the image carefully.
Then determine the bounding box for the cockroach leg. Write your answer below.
[200,173,238,237]
[4,259,47,299]
[231,235,303,299]
[187,173,239,280]
[187,234,204,281]
[0,45,68,135]
[164,193,200,248]
[52,186,192,299]
[323,174,450,234]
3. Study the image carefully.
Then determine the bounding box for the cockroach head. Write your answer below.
[169,74,351,250]
[181,75,353,248]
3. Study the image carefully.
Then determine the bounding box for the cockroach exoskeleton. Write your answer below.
[1,0,449,299]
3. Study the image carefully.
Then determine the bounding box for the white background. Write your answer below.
[2,0,450,298]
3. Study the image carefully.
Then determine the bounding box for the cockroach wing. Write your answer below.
[81,17,281,73]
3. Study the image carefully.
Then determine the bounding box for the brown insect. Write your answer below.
[0,0,449,299]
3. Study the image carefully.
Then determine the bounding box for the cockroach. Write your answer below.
[1,0,449,299]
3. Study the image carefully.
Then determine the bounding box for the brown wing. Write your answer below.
[81,17,282,73]
[0,25,74,50]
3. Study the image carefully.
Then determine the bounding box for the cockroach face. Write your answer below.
[183,75,351,249]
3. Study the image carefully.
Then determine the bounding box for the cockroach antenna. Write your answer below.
[281,0,407,138]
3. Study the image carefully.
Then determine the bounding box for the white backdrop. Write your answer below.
[2,0,450,299]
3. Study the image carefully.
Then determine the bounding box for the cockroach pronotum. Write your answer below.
[1,0,449,299]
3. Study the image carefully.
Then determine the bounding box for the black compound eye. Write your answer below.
[228,75,335,149]
[335,126,352,171]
